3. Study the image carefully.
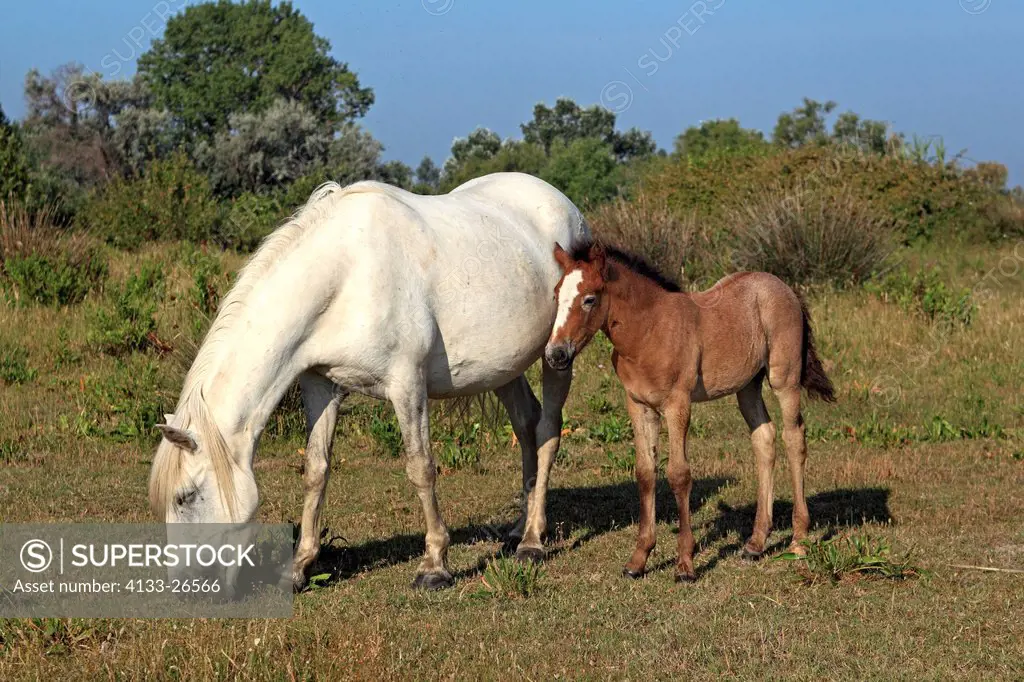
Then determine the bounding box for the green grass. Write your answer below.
[0,241,1022,679]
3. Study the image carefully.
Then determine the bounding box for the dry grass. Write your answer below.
[0,241,1022,679]
[727,182,897,286]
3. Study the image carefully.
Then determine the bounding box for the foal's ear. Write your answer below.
[553,243,573,271]
[156,424,198,452]
[588,242,607,270]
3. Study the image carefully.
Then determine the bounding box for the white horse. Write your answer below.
[150,172,591,590]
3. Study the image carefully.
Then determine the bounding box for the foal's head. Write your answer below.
[545,242,613,370]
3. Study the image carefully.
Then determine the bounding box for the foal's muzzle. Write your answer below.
[545,342,575,370]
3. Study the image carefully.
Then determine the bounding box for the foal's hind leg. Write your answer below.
[623,395,661,579]
[737,375,777,558]
[292,373,345,591]
[775,385,811,554]
[515,360,572,563]
[494,375,542,549]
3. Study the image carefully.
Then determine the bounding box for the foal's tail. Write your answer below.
[798,296,836,403]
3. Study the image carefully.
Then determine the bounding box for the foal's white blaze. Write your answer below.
[551,269,584,341]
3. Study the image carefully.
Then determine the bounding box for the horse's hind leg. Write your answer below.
[737,373,777,558]
[391,372,453,590]
[291,372,346,591]
[775,385,810,553]
[494,376,541,549]
[516,360,572,563]
[623,395,661,579]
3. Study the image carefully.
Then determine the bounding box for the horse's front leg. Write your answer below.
[623,395,661,578]
[516,359,572,563]
[666,396,697,582]
[391,374,453,590]
[291,373,345,591]
[494,375,541,550]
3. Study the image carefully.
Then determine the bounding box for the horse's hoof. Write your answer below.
[622,567,645,580]
[515,546,545,564]
[741,544,765,561]
[291,571,309,593]
[411,571,454,591]
[675,571,697,584]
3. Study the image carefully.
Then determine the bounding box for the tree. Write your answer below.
[541,138,620,208]
[0,106,31,201]
[521,97,655,162]
[831,111,893,155]
[414,157,441,191]
[197,98,333,196]
[773,98,837,148]
[674,118,767,159]
[441,139,547,191]
[443,128,502,178]
[138,0,373,140]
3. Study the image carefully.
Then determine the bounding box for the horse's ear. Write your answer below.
[588,242,607,270]
[553,243,573,271]
[156,424,198,452]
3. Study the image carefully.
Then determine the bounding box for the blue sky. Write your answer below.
[2,0,1022,184]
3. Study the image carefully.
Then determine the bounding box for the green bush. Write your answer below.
[541,138,621,208]
[368,403,403,458]
[219,192,285,251]
[79,152,220,249]
[80,359,166,441]
[866,266,974,327]
[436,422,482,470]
[0,340,36,384]
[88,263,165,355]
[1,201,108,306]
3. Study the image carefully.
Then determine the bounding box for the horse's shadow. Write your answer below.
[309,480,892,586]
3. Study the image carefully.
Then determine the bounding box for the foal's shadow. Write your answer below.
[308,482,892,586]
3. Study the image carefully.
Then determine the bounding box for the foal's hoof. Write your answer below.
[622,567,645,580]
[411,571,454,591]
[674,571,697,584]
[515,546,545,565]
[741,543,765,561]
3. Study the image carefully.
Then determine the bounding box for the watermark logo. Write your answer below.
[422,0,455,16]
[20,539,52,573]
[959,0,991,14]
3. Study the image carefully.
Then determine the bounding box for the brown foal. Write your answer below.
[545,242,835,582]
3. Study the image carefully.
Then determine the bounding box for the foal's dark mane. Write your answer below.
[571,242,681,293]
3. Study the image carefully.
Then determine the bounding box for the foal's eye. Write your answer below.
[582,294,598,309]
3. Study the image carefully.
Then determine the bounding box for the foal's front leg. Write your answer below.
[666,397,697,582]
[623,395,661,578]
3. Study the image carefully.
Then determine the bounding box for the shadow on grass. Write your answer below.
[308,482,891,587]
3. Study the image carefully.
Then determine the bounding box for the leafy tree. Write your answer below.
[674,118,767,159]
[197,98,332,196]
[138,0,373,140]
[773,98,837,148]
[541,138,620,207]
[415,156,441,191]
[444,127,502,178]
[0,106,31,201]
[831,111,894,155]
[521,97,655,162]
[441,139,547,191]
[377,160,414,189]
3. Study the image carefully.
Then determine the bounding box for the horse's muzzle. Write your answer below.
[545,342,575,370]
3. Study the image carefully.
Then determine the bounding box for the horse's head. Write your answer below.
[150,406,258,525]
[546,242,613,370]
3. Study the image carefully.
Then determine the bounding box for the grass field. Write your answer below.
[1,240,1022,680]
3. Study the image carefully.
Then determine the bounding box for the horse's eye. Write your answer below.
[174,489,198,507]
[582,295,598,308]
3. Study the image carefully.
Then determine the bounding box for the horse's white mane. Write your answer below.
[151,181,386,518]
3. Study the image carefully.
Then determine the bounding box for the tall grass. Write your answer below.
[0,201,107,306]
[728,183,896,286]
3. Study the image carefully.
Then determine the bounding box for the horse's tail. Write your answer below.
[798,296,836,403]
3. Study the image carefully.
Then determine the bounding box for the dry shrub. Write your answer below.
[588,192,715,283]
[0,201,107,305]
[727,182,896,286]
